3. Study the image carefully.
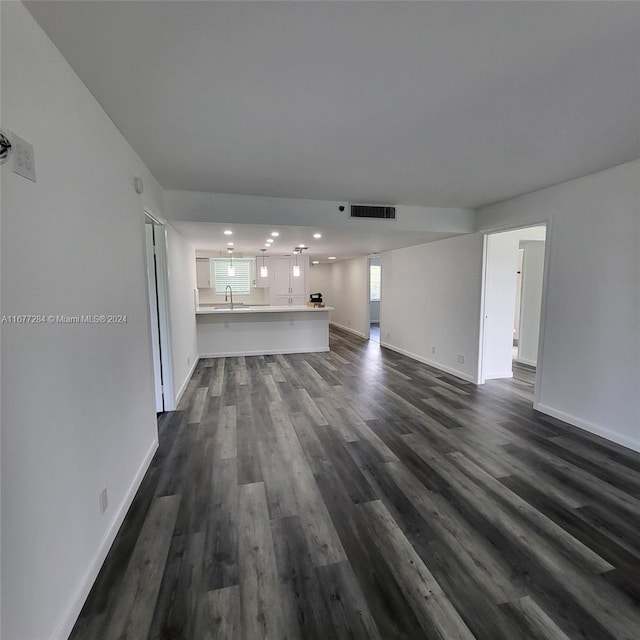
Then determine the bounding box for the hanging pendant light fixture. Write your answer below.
[259,248,268,278]
[227,248,235,276]
[292,245,307,277]
[293,249,301,277]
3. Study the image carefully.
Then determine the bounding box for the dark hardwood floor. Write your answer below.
[70,326,640,640]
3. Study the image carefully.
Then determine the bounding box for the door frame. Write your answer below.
[143,211,176,411]
[477,219,553,411]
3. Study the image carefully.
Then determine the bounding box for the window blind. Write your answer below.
[213,258,252,294]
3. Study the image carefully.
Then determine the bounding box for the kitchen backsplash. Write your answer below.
[198,286,271,305]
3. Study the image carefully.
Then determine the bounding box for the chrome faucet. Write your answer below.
[224,285,234,310]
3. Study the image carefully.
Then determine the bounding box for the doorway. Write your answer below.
[369,256,381,343]
[479,225,547,389]
[144,214,175,412]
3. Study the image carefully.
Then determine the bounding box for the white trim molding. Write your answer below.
[380,341,479,384]
[200,347,329,358]
[175,356,200,406]
[535,403,640,453]
[330,322,368,340]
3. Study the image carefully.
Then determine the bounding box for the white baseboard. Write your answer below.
[330,322,367,340]
[52,439,158,640]
[484,371,514,380]
[200,347,329,358]
[516,357,537,367]
[535,403,640,453]
[380,341,479,384]
[175,355,200,406]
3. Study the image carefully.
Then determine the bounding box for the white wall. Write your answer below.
[518,241,545,366]
[477,160,640,452]
[166,224,199,403]
[308,263,332,302]
[165,189,475,234]
[1,4,163,639]
[327,257,370,338]
[382,234,485,382]
[370,301,381,323]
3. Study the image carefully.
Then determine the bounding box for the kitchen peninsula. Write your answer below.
[196,305,333,357]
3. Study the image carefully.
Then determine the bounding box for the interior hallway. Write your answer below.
[70,327,640,640]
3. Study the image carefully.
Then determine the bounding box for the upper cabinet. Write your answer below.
[196,257,211,288]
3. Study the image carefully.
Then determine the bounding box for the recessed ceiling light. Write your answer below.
[313,233,322,239]
[266,238,274,243]
[227,242,234,246]
[298,244,307,248]
[223,230,232,235]
[312,260,319,265]
[271,232,279,237]
[264,243,270,247]
[328,256,336,260]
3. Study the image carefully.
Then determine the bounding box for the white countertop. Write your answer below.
[196,305,333,315]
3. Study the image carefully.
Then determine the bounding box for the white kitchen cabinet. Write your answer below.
[273,294,292,306]
[270,255,308,305]
[196,257,211,288]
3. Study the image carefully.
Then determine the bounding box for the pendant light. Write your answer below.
[293,249,301,277]
[227,248,235,277]
[259,248,268,278]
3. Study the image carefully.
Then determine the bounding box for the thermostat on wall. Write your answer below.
[10,131,36,182]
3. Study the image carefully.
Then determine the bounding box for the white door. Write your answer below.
[145,220,164,412]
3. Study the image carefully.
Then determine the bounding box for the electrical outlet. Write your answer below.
[10,132,36,182]
[432,346,436,354]
[348,320,351,327]
[386,332,391,339]
[457,354,465,364]
[187,356,191,366]
[99,487,109,513]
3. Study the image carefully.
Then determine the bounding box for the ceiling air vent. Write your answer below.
[350,204,396,220]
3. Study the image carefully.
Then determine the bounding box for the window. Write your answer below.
[370,264,381,301]
[213,258,252,295]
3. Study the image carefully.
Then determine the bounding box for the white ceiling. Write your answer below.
[26,1,640,210]
[172,220,456,263]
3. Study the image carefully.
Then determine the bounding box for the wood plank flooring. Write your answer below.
[70,326,640,640]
